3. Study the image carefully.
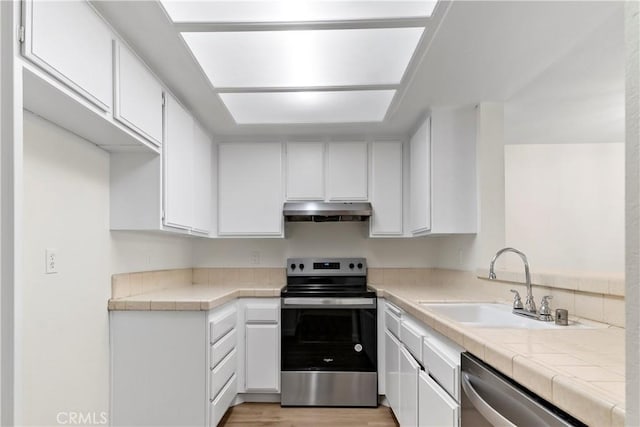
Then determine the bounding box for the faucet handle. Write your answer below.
[510,289,524,309]
[539,295,553,319]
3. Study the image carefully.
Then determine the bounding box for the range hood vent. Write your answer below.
[283,202,372,222]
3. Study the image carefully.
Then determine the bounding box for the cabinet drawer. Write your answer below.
[385,309,401,339]
[423,337,461,401]
[245,302,279,323]
[210,306,237,343]
[401,319,425,363]
[210,374,237,427]
[210,328,236,369]
[210,348,237,400]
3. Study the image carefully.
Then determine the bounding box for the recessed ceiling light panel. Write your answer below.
[219,90,396,124]
[181,28,423,88]
[161,1,438,23]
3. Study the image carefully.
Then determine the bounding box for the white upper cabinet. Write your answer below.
[370,142,403,236]
[430,107,477,234]
[410,117,432,234]
[114,41,163,146]
[164,94,194,230]
[409,108,477,235]
[218,143,284,236]
[285,142,325,200]
[192,123,212,235]
[24,0,113,111]
[327,142,368,201]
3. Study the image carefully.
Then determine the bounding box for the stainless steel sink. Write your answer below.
[419,302,593,329]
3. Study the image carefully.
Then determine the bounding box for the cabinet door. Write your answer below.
[218,143,283,236]
[410,117,431,234]
[370,142,403,236]
[245,324,279,391]
[111,311,207,426]
[419,371,459,427]
[385,330,401,416]
[400,346,420,427]
[164,94,194,230]
[25,0,113,111]
[327,142,368,201]
[114,41,163,146]
[286,142,325,200]
[192,123,212,234]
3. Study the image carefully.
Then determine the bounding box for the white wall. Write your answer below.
[505,143,624,274]
[22,112,110,425]
[111,231,193,274]
[20,113,193,425]
[192,222,439,268]
[625,3,639,423]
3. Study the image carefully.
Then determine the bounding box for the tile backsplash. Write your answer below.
[111,268,193,298]
[112,266,624,328]
[368,267,625,328]
[111,267,285,298]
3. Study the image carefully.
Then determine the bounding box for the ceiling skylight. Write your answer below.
[219,90,396,124]
[181,27,424,88]
[161,1,438,23]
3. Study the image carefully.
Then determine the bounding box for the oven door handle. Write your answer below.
[282,297,376,309]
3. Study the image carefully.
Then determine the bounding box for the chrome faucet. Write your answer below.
[489,247,536,315]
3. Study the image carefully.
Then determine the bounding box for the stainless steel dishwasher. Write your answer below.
[461,353,587,427]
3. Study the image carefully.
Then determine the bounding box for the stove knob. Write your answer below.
[299,263,304,270]
[349,263,355,269]
[357,263,363,269]
[290,264,296,270]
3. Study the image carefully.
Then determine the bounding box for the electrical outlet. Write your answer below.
[250,251,260,266]
[45,248,58,274]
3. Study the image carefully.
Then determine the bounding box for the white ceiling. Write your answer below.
[91,0,624,140]
[160,1,438,23]
[180,28,424,88]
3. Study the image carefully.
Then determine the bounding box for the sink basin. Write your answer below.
[420,302,591,329]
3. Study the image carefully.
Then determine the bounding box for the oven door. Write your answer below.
[281,297,377,373]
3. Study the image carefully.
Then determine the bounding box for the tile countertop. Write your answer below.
[371,283,625,427]
[107,282,284,311]
[108,280,624,426]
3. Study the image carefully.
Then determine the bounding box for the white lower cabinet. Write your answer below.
[384,330,401,412]
[210,374,237,427]
[245,324,279,391]
[208,303,238,426]
[110,311,208,426]
[384,301,462,427]
[240,299,280,393]
[400,347,420,427]
[419,371,460,427]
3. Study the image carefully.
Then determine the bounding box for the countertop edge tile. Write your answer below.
[512,355,558,402]
[552,375,615,427]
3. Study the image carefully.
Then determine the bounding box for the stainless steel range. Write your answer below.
[280,257,377,407]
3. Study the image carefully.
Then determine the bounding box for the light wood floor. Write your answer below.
[219,403,399,427]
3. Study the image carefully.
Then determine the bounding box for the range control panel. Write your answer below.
[286,257,367,276]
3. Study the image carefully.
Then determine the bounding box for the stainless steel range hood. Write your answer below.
[283,202,372,222]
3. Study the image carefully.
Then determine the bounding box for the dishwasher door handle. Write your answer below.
[461,373,517,427]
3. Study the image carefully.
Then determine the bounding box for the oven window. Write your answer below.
[281,307,376,372]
